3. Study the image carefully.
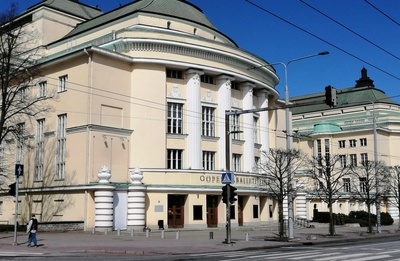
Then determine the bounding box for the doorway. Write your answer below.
[168,195,185,228]
[206,195,218,227]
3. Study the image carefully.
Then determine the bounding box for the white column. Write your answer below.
[127,167,146,228]
[94,166,114,230]
[388,197,399,221]
[186,69,203,170]
[258,90,270,153]
[242,83,255,172]
[217,75,234,171]
[345,200,349,215]
[295,192,307,218]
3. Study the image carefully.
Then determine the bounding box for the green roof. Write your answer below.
[24,0,103,20]
[63,0,226,41]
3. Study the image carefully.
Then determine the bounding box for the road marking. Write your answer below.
[350,255,391,261]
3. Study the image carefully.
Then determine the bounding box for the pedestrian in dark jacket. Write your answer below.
[26,214,38,247]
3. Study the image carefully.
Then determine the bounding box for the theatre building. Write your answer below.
[0,0,289,230]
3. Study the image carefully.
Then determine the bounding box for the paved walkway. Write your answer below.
[0,224,399,256]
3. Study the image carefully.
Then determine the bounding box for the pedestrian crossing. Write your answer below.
[188,247,400,261]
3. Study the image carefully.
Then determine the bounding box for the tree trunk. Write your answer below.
[278,198,285,238]
[367,204,372,233]
[329,203,335,236]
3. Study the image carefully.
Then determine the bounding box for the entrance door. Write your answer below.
[168,195,185,228]
[206,195,218,227]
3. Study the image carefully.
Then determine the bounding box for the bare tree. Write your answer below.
[0,3,54,178]
[383,166,400,230]
[309,154,352,236]
[350,160,389,233]
[258,148,308,238]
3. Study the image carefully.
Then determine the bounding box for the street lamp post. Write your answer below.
[275,51,329,239]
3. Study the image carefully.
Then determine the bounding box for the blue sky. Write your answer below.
[3,0,400,102]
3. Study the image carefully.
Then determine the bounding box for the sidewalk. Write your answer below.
[0,224,399,256]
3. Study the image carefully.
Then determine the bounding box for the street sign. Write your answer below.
[222,172,233,184]
[15,164,24,176]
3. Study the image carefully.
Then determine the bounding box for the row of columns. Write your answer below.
[94,166,146,230]
[185,70,270,172]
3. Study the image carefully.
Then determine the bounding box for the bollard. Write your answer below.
[131,229,134,237]
[176,231,180,240]
[117,229,121,236]
[209,231,213,240]
[92,227,96,234]
[146,229,150,238]
[105,229,108,235]
[245,233,249,242]
[161,230,165,239]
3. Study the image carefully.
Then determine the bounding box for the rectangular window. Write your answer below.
[202,151,215,171]
[231,81,240,91]
[58,75,68,92]
[359,177,367,192]
[350,154,357,167]
[167,149,183,169]
[316,139,322,166]
[269,204,273,218]
[167,103,183,134]
[231,114,240,140]
[166,69,183,79]
[35,119,45,181]
[361,153,368,166]
[360,138,367,146]
[325,139,330,162]
[200,74,214,84]
[202,107,215,137]
[56,114,67,180]
[193,205,202,220]
[254,156,260,172]
[349,139,356,147]
[38,81,47,98]
[343,178,351,192]
[339,140,345,148]
[0,142,5,178]
[253,205,259,219]
[339,155,347,168]
[15,123,24,164]
[253,117,259,143]
[232,154,241,172]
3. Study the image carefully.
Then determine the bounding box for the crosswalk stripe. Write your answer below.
[263,251,323,260]
[350,255,391,261]
[290,252,338,260]
[314,253,371,261]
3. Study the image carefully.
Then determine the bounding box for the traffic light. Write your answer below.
[229,185,237,204]
[324,85,337,107]
[8,183,16,197]
[222,185,228,204]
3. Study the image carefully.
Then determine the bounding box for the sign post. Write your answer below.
[13,164,23,245]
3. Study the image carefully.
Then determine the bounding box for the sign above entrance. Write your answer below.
[221,172,233,184]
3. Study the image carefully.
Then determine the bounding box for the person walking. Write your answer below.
[26,214,38,247]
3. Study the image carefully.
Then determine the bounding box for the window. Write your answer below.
[231,114,240,140]
[231,81,240,90]
[325,139,330,162]
[361,153,368,166]
[58,75,68,92]
[360,138,367,146]
[202,107,215,137]
[349,139,356,147]
[38,81,47,98]
[35,119,45,181]
[167,103,183,134]
[350,154,357,167]
[17,87,27,101]
[56,114,67,180]
[316,139,322,166]
[232,154,241,172]
[253,205,259,219]
[0,142,5,178]
[15,123,24,164]
[269,204,273,218]
[254,156,260,172]
[253,117,259,143]
[339,140,345,148]
[339,155,347,168]
[167,149,183,169]
[193,205,202,220]
[359,177,367,193]
[202,151,215,171]
[343,178,351,192]
[166,69,183,79]
[200,74,214,84]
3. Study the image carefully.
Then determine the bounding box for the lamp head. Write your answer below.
[318,51,329,56]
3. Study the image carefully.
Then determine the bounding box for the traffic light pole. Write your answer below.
[13,175,19,245]
[225,113,232,244]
